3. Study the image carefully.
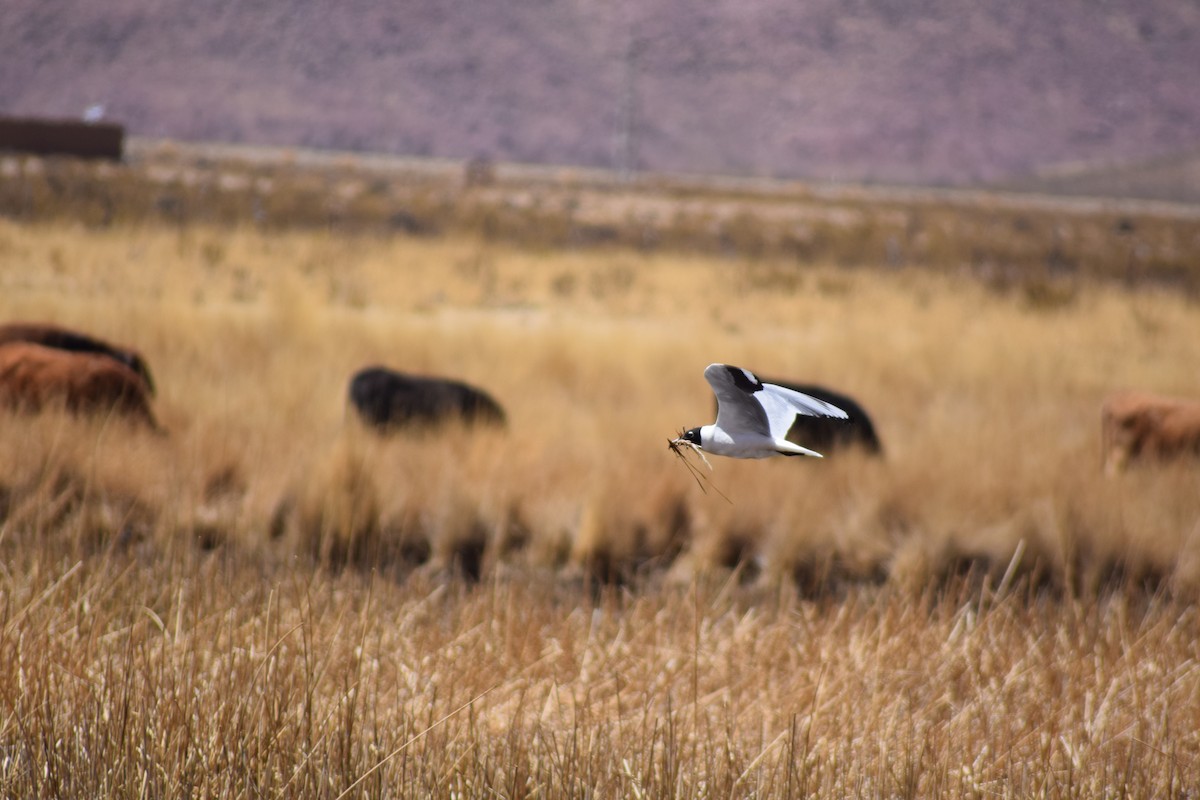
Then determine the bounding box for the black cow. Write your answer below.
[349,366,506,432]
[713,376,882,456]
[0,322,156,395]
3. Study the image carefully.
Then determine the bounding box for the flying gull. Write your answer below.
[674,363,849,459]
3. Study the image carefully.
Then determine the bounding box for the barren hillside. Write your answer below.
[3,0,1200,187]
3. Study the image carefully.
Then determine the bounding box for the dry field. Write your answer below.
[1,155,1200,796]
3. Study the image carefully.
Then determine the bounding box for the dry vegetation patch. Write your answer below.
[1,157,1199,794]
[1,544,1197,796]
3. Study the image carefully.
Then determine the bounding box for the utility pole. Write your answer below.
[614,26,640,181]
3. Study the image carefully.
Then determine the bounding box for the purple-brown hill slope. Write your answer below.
[3,0,1200,187]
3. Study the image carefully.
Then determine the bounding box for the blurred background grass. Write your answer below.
[1,147,1198,593]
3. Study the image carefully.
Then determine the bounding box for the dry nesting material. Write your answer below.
[668,430,731,503]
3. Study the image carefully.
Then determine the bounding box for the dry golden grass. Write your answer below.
[1,161,1200,795]
[3,216,1197,588]
[3,553,1198,797]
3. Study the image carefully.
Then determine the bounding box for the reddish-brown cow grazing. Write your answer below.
[1102,390,1200,475]
[0,322,156,395]
[0,342,161,431]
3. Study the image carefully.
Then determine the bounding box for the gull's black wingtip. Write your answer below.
[719,364,763,394]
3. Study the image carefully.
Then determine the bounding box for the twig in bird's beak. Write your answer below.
[669,435,713,470]
[668,433,732,504]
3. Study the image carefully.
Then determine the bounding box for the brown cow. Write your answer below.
[1102,390,1200,475]
[0,322,156,395]
[0,342,161,431]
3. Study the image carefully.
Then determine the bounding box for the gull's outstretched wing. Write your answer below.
[705,363,849,443]
[704,363,771,437]
[757,382,848,440]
